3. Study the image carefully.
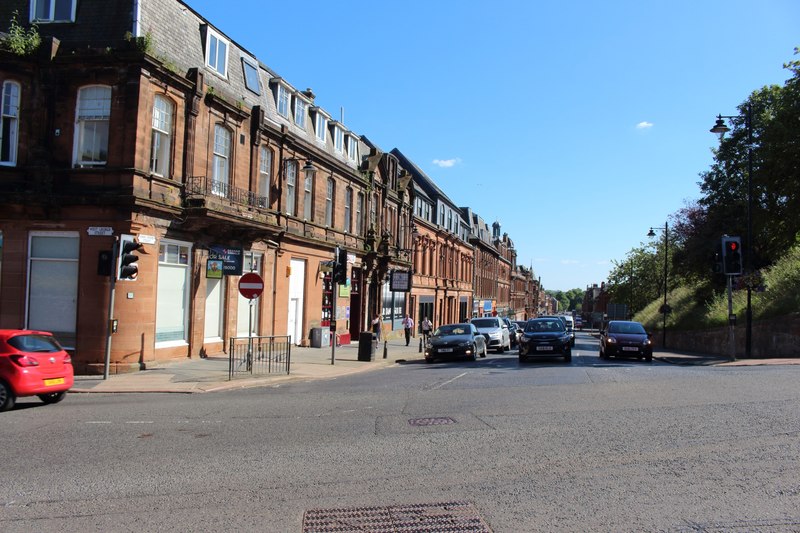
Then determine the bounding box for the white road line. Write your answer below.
[86,421,112,424]
[432,371,469,390]
[125,421,154,424]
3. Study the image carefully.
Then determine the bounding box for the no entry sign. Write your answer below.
[238,272,264,299]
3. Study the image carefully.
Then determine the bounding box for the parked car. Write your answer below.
[471,317,511,353]
[0,330,74,412]
[425,323,488,363]
[599,320,653,361]
[575,317,583,330]
[501,318,518,347]
[518,318,572,363]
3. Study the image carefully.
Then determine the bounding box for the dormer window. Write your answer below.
[294,98,307,128]
[205,27,228,78]
[347,135,359,161]
[277,85,290,118]
[334,125,344,153]
[31,0,75,22]
[314,111,327,143]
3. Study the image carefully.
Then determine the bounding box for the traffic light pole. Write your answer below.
[103,238,119,380]
[727,274,736,362]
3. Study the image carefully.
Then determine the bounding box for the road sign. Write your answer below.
[238,272,264,299]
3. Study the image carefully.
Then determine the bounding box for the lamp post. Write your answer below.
[647,222,669,348]
[710,104,753,357]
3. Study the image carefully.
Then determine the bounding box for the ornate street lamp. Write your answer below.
[710,104,753,357]
[647,222,669,348]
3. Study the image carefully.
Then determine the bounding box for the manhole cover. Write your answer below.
[303,501,492,532]
[408,417,457,427]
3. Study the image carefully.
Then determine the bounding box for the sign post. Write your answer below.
[238,273,264,371]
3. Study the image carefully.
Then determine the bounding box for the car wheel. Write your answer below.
[564,349,572,363]
[38,391,67,405]
[645,353,653,362]
[425,357,433,364]
[519,354,527,363]
[498,343,505,354]
[0,381,16,412]
[469,345,477,361]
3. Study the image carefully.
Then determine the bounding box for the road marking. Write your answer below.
[86,421,112,424]
[125,421,154,424]
[432,371,469,390]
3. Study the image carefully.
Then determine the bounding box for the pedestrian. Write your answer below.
[403,314,415,346]
[421,316,432,343]
[371,314,381,341]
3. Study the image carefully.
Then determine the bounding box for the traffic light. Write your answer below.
[333,247,348,284]
[118,234,143,281]
[721,236,742,275]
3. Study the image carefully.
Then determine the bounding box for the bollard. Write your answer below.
[383,340,388,359]
[418,336,423,353]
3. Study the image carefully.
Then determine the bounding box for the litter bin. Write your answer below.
[358,331,377,361]
[310,327,330,348]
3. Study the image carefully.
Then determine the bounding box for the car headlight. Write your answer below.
[606,337,617,344]
[643,339,652,346]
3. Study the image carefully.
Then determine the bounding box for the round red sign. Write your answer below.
[238,272,264,299]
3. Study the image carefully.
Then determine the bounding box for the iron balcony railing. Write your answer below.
[185,176,268,208]
[228,335,292,380]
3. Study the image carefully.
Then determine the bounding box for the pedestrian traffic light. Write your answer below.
[721,236,742,275]
[333,247,348,284]
[118,234,143,281]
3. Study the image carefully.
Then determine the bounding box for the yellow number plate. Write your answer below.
[44,378,65,386]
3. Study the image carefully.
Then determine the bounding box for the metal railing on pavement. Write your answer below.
[229,336,291,380]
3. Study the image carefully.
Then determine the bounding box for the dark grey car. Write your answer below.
[425,323,488,363]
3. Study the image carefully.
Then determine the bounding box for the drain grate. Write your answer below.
[408,416,457,427]
[303,501,492,532]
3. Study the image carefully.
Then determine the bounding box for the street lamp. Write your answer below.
[710,104,753,357]
[647,222,669,348]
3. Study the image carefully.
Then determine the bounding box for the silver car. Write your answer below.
[471,317,511,353]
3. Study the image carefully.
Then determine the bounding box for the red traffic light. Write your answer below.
[727,241,738,251]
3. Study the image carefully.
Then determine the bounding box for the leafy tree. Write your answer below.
[545,289,584,312]
[683,47,800,281]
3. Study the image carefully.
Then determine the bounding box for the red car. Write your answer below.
[0,329,74,412]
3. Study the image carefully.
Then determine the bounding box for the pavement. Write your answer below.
[70,336,800,394]
[72,338,427,394]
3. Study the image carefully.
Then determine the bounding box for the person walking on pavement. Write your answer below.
[371,314,382,341]
[421,316,433,343]
[403,314,415,346]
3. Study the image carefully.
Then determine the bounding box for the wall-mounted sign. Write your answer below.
[389,270,411,292]
[208,245,243,276]
[86,226,113,236]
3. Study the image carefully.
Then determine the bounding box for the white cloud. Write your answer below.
[432,158,461,168]
[636,121,654,130]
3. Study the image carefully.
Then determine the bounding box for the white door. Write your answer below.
[204,277,225,341]
[287,258,306,344]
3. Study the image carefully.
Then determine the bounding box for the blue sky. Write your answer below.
[187,0,799,291]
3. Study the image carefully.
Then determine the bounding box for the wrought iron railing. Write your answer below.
[228,335,292,379]
[185,176,267,208]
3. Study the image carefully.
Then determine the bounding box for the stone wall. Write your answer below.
[652,313,800,358]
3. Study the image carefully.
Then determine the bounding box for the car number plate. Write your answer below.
[622,347,639,352]
[44,377,65,386]
[536,346,554,351]
[439,348,453,353]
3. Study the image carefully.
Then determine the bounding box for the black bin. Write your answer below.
[358,332,377,361]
